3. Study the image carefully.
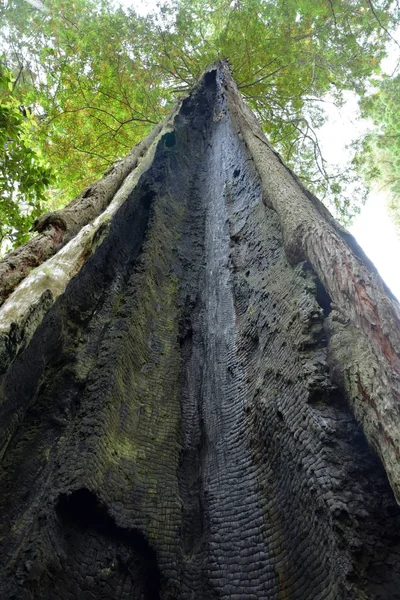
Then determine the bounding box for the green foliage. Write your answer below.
[353,74,400,232]
[0,59,52,250]
[1,0,399,246]
[2,0,167,206]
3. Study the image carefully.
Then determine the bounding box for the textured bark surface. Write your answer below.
[1,64,400,599]
[222,64,400,504]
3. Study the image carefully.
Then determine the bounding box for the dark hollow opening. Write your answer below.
[164,131,176,148]
[315,279,332,318]
[57,488,161,600]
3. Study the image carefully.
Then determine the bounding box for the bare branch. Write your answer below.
[365,0,400,50]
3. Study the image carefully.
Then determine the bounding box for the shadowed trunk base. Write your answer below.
[1,65,400,600]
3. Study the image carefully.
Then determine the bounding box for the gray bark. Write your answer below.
[0,62,400,600]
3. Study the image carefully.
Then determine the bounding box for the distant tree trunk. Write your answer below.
[1,61,400,600]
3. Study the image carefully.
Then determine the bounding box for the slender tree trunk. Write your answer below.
[1,62,400,600]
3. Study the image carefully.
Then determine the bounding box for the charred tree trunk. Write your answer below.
[1,62,400,600]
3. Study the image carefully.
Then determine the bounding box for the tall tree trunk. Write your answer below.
[1,62,400,600]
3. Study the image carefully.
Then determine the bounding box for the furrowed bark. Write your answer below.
[1,62,400,600]
[221,63,400,504]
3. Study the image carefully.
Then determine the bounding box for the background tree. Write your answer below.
[0,60,52,250]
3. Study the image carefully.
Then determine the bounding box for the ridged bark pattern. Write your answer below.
[1,66,400,599]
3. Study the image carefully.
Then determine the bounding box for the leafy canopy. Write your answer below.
[0,59,52,250]
[1,0,399,248]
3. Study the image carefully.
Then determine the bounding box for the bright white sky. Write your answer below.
[122,0,400,300]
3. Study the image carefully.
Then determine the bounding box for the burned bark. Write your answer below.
[1,62,400,599]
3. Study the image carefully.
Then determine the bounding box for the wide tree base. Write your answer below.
[1,64,400,599]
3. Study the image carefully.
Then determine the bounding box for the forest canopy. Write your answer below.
[1,0,399,250]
